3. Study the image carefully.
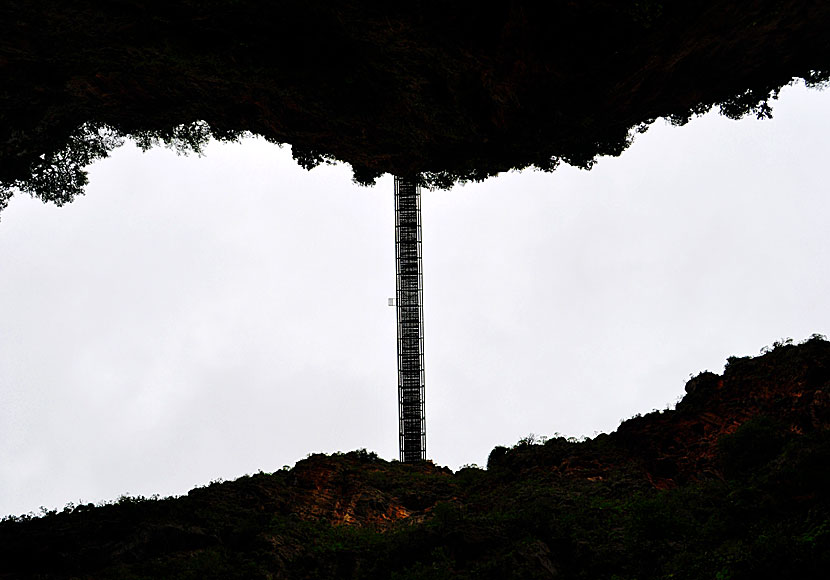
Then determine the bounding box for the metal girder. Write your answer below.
[394,176,426,462]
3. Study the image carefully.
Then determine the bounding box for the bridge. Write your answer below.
[394,176,426,462]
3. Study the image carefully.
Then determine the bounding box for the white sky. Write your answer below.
[1,83,829,517]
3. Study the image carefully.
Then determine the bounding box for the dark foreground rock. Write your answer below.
[1,336,829,579]
[2,0,830,207]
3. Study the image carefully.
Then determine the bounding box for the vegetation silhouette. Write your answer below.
[2,0,830,215]
[1,336,828,578]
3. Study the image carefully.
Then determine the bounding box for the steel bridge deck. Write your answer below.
[394,176,426,462]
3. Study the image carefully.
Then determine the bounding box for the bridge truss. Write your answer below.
[394,176,426,462]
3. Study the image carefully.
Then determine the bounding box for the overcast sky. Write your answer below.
[1,83,829,517]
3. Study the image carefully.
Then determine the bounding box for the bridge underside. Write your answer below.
[394,176,426,463]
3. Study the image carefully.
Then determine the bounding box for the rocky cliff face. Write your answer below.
[483,336,830,490]
[286,455,453,527]
[3,1,830,201]
[1,336,828,579]
[610,337,830,487]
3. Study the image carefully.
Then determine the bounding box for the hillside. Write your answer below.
[1,336,828,579]
[2,0,830,210]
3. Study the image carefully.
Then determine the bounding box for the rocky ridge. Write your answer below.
[2,0,830,206]
[1,336,828,578]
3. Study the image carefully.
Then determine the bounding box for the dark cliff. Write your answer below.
[2,0,830,209]
[1,336,828,579]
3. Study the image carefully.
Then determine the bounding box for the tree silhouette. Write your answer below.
[1,1,830,216]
